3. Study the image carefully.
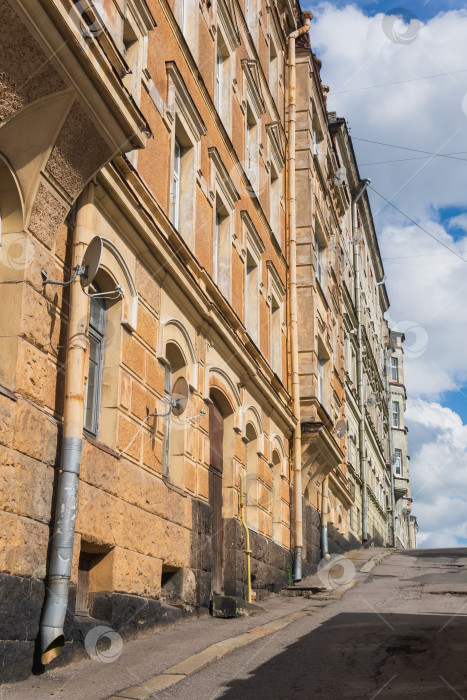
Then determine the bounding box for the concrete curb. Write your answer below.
[108,609,318,699]
[359,549,396,574]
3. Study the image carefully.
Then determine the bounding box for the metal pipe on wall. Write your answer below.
[287,10,312,582]
[352,179,370,543]
[40,183,95,664]
[384,345,397,547]
[321,476,329,558]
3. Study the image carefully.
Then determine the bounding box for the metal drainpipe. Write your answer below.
[321,476,329,558]
[40,183,95,664]
[352,179,370,544]
[288,10,312,582]
[384,345,397,547]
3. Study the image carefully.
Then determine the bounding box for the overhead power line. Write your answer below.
[361,153,467,166]
[368,185,467,264]
[353,137,467,163]
[332,68,467,94]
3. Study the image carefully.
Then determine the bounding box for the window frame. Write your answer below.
[394,448,402,476]
[242,213,264,344]
[84,296,106,438]
[391,355,399,382]
[266,260,285,379]
[392,401,400,428]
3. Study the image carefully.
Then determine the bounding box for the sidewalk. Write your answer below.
[0,547,393,700]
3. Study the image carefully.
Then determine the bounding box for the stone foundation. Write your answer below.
[223,518,289,600]
[302,503,362,576]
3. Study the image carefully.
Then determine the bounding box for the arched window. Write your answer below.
[84,295,106,436]
[163,341,188,486]
[245,422,258,529]
[271,448,282,545]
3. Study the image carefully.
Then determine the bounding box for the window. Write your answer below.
[392,401,400,428]
[214,196,231,300]
[173,139,181,230]
[391,356,399,382]
[394,449,402,475]
[245,105,258,189]
[167,63,206,249]
[270,163,280,238]
[269,40,278,104]
[84,296,106,436]
[215,29,231,131]
[317,354,326,404]
[312,126,318,156]
[267,261,285,379]
[245,250,259,343]
[122,19,140,102]
[209,149,239,301]
[315,234,324,287]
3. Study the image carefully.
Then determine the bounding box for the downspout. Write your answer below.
[384,345,397,547]
[321,476,329,558]
[352,179,370,543]
[239,475,252,603]
[288,10,313,582]
[40,183,95,664]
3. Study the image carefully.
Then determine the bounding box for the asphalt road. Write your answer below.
[152,548,467,700]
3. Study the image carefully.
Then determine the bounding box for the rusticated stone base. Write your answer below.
[302,504,362,577]
[223,518,289,600]
[0,573,202,683]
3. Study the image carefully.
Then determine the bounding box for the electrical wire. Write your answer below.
[353,137,467,163]
[368,185,467,264]
[360,153,467,166]
[332,68,467,94]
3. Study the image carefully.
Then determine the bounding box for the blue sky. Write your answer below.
[308,1,467,546]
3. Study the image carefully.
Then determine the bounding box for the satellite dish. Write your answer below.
[80,236,103,288]
[172,376,189,417]
[333,166,347,187]
[367,394,376,407]
[335,419,347,439]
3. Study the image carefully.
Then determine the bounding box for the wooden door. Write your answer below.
[209,399,224,594]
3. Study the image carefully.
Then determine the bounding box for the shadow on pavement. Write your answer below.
[218,611,467,699]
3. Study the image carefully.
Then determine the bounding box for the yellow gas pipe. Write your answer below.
[239,475,252,603]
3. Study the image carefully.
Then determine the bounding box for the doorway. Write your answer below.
[209,397,224,594]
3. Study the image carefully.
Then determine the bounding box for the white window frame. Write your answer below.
[266,122,285,244]
[391,356,399,382]
[242,212,264,344]
[392,401,400,428]
[266,260,285,379]
[166,62,206,250]
[242,60,265,194]
[209,148,240,302]
[394,448,402,476]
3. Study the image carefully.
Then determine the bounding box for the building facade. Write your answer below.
[388,330,413,549]
[0,0,415,682]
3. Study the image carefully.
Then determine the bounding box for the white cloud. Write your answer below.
[406,399,467,547]
[309,4,467,544]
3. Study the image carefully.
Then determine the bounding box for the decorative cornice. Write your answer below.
[266,121,285,169]
[208,147,240,208]
[166,61,207,139]
[217,0,241,50]
[241,59,265,118]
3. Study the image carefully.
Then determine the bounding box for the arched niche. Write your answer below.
[162,339,192,489]
[160,318,197,391]
[242,405,264,455]
[101,237,138,331]
[86,243,137,450]
[271,448,283,545]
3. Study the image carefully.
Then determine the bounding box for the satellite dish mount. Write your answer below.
[41,236,123,300]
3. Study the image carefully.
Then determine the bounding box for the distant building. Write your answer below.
[389,330,413,548]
